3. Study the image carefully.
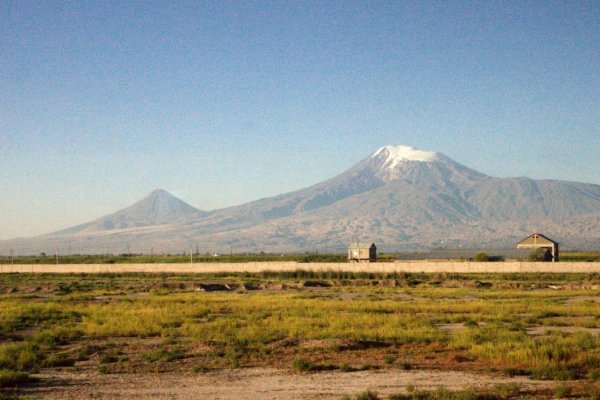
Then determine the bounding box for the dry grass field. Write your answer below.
[0,271,599,399]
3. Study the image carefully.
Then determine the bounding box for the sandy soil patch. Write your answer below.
[436,322,485,334]
[563,295,600,305]
[25,368,553,400]
[526,325,600,336]
[436,323,468,334]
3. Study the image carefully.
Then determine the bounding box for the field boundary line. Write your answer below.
[1,261,600,273]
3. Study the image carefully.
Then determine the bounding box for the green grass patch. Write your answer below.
[142,347,185,363]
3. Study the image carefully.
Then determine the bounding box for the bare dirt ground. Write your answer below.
[25,368,553,400]
[526,325,600,336]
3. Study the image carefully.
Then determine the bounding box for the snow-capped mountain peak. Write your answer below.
[372,145,442,170]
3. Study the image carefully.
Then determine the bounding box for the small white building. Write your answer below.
[348,242,377,263]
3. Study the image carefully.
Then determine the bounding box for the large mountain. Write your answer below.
[3,145,600,254]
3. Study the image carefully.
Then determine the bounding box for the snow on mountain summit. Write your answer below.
[372,145,442,170]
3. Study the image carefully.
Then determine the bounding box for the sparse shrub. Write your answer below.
[528,248,549,262]
[502,367,529,377]
[76,345,102,361]
[360,364,376,371]
[0,369,31,387]
[142,347,184,363]
[473,253,490,262]
[383,355,396,365]
[398,362,412,370]
[42,352,75,368]
[583,383,600,400]
[339,363,354,372]
[0,342,41,372]
[97,364,110,374]
[192,364,212,373]
[530,365,576,381]
[589,368,600,381]
[291,357,337,373]
[354,390,379,400]
[387,387,496,400]
[31,325,83,347]
[555,384,572,398]
[449,353,473,363]
[493,383,519,398]
[536,311,560,318]
[507,322,524,332]
[291,357,314,373]
[463,319,478,328]
[99,350,123,364]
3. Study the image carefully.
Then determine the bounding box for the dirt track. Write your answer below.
[26,368,553,399]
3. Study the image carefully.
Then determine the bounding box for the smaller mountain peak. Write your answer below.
[372,145,442,170]
[147,189,171,197]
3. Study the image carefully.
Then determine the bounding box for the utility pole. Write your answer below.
[55,250,58,265]
[190,249,193,264]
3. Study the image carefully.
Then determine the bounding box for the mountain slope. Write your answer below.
[56,189,206,235]
[2,145,599,254]
[190,145,489,230]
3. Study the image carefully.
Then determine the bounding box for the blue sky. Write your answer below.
[1,0,599,239]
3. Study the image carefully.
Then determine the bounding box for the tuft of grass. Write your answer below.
[291,357,337,373]
[97,364,110,374]
[589,368,600,381]
[501,367,529,377]
[529,365,577,381]
[42,353,75,368]
[33,326,83,346]
[388,386,504,400]
[354,390,379,400]
[492,383,519,398]
[0,369,31,387]
[99,350,125,364]
[142,347,185,363]
[554,384,572,398]
[339,363,354,372]
[0,343,41,372]
[398,362,412,370]
[291,357,314,373]
[383,355,396,365]
[192,364,213,373]
[582,383,600,400]
[463,319,478,328]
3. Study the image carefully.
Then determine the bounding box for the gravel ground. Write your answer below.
[24,368,553,399]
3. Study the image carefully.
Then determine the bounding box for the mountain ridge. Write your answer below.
[2,145,599,254]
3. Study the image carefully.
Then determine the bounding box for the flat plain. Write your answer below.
[1,270,599,399]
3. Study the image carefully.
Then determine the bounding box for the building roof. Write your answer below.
[348,242,376,249]
[517,233,558,247]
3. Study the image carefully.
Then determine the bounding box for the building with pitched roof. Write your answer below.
[517,233,559,262]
